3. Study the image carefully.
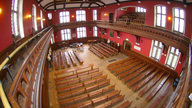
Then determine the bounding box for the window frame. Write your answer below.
[93,26,97,37]
[11,0,24,38]
[61,29,71,41]
[165,46,180,69]
[59,11,70,23]
[150,40,163,61]
[76,10,86,21]
[172,7,185,34]
[93,9,97,21]
[77,27,87,38]
[155,5,166,28]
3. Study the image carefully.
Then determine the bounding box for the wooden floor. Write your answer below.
[48,44,175,108]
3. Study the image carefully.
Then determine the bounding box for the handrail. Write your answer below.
[0,27,51,72]
[165,40,191,108]
[175,40,191,107]
[0,26,51,108]
[0,81,11,108]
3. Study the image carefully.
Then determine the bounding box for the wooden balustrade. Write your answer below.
[7,27,53,108]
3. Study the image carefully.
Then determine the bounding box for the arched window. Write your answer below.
[76,10,86,21]
[93,10,97,21]
[173,8,185,33]
[59,11,70,23]
[61,29,71,40]
[40,10,43,29]
[32,4,38,31]
[77,27,86,38]
[155,5,166,27]
[11,0,24,38]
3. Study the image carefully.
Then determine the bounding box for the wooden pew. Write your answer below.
[92,90,120,104]
[107,57,134,69]
[64,52,71,67]
[73,50,84,65]
[99,42,118,54]
[91,46,109,57]
[146,73,170,102]
[111,59,138,73]
[89,47,104,59]
[116,100,132,108]
[62,100,92,108]
[55,64,94,76]
[122,64,150,83]
[114,61,143,75]
[149,83,171,108]
[118,63,146,79]
[55,68,99,82]
[101,42,118,52]
[127,67,155,87]
[59,51,65,69]
[58,79,110,99]
[132,69,159,92]
[95,44,114,56]
[109,58,136,71]
[98,43,117,55]
[139,72,164,97]
[53,51,59,70]
[55,70,101,83]
[68,51,77,66]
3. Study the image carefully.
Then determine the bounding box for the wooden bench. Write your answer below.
[109,58,136,71]
[55,70,100,83]
[91,46,109,57]
[107,57,134,69]
[95,95,125,108]
[149,83,171,108]
[122,64,150,83]
[95,44,114,56]
[116,100,132,108]
[98,43,117,55]
[63,100,92,108]
[111,59,138,73]
[55,64,94,76]
[53,51,59,70]
[139,72,164,97]
[114,61,142,75]
[118,63,146,79]
[59,51,65,68]
[127,67,155,87]
[89,47,104,59]
[73,50,84,65]
[101,42,118,52]
[132,69,159,92]
[146,73,170,102]
[56,68,98,82]
[58,79,110,99]
[68,51,77,66]
[64,52,71,68]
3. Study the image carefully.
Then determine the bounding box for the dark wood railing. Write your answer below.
[165,40,191,108]
[96,21,190,55]
[7,27,53,107]
[53,21,190,55]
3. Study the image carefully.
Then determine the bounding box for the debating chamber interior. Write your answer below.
[0,0,192,108]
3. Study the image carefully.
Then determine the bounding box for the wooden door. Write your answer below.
[109,13,114,23]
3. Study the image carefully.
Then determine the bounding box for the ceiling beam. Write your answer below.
[54,0,56,10]
[115,0,120,3]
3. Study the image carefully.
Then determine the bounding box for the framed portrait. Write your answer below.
[110,31,113,38]
[102,29,104,35]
